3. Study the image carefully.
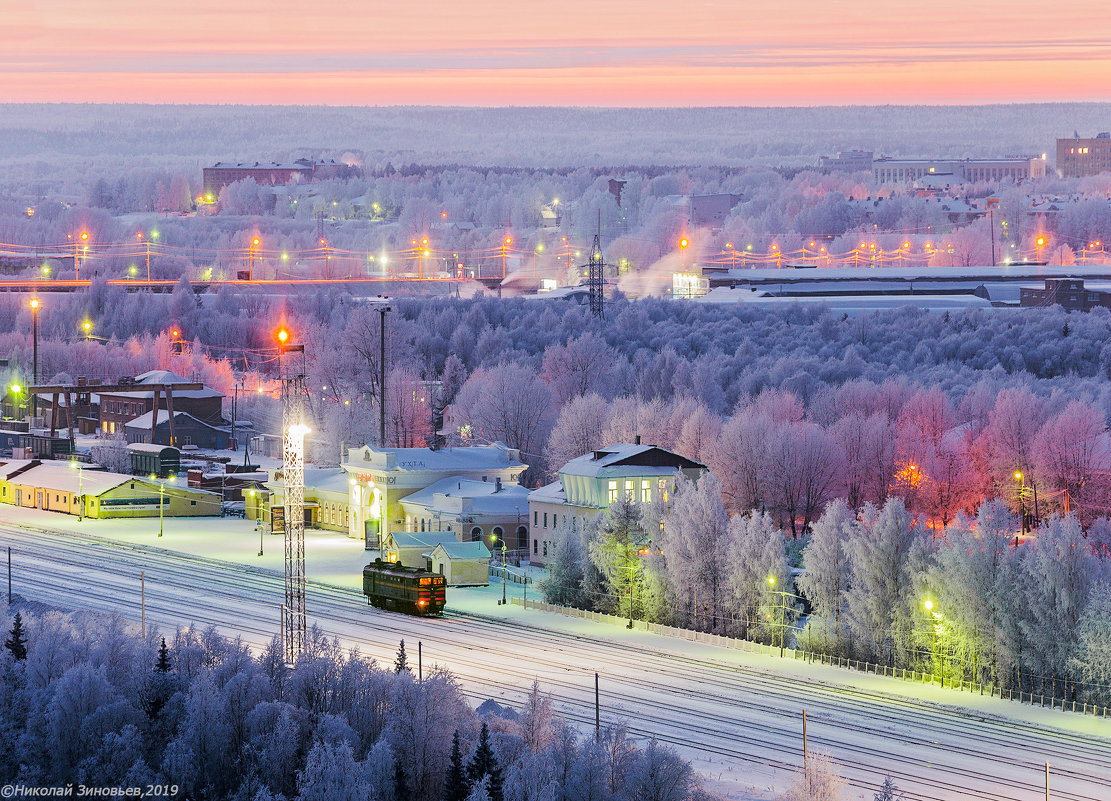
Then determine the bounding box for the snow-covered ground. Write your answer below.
[1,506,1108,801]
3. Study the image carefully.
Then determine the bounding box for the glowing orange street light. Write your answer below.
[1036,236,1046,247]
[171,328,180,339]
[902,241,911,249]
[679,238,689,249]
[277,328,289,345]
[248,237,261,280]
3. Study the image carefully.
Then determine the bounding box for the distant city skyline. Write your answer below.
[4,1,1110,105]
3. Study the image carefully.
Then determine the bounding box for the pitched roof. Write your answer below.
[400,477,529,516]
[125,409,225,431]
[344,443,525,474]
[103,371,223,400]
[528,480,566,503]
[432,540,492,559]
[385,531,459,550]
[558,443,704,479]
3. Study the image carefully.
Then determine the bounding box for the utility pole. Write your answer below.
[141,571,146,639]
[29,298,39,422]
[7,546,11,604]
[377,301,391,448]
[802,709,809,790]
[594,673,600,740]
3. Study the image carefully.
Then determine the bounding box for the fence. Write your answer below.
[489,565,532,585]
[510,597,1110,718]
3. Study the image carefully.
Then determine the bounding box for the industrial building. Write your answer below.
[99,370,224,436]
[1056,133,1111,178]
[202,159,353,195]
[872,156,1046,184]
[1019,278,1111,311]
[818,150,874,172]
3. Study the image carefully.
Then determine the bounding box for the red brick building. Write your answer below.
[99,370,224,435]
[202,158,353,195]
[1020,278,1111,312]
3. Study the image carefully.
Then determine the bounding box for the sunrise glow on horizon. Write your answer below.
[4,1,1111,106]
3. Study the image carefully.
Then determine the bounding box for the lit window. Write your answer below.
[658,478,669,503]
[625,480,634,500]
[607,480,618,503]
[641,479,651,503]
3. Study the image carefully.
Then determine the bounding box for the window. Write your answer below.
[534,510,538,526]
[543,512,548,528]
[190,500,196,506]
[607,480,618,503]
[471,526,482,541]
[658,478,669,502]
[625,479,634,499]
[492,526,503,543]
[533,539,538,555]
[641,479,651,503]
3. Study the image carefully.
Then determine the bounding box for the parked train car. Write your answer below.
[362,559,446,616]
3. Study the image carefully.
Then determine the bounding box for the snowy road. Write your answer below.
[2,521,1108,801]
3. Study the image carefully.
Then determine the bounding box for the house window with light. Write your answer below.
[641,479,651,503]
[607,480,618,503]
[658,478,669,502]
[624,479,634,500]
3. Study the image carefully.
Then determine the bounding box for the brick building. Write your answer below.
[1020,278,1111,312]
[202,158,353,195]
[1056,133,1111,178]
[99,370,224,435]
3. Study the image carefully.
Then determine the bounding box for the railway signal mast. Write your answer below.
[278,328,308,663]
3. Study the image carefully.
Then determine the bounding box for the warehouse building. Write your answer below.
[0,460,219,518]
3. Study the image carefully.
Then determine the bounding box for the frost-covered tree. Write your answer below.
[546,393,606,476]
[1020,515,1097,692]
[1068,581,1111,706]
[296,740,362,801]
[541,520,588,608]
[778,750,844,801]
[729,511,789,640]
[844,499,929,665]
[659,473,733,632]
[798,500,854,651]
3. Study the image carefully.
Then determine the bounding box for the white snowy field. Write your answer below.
[1,506,1108,801]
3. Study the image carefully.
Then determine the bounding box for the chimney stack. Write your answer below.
[634,435,641,446]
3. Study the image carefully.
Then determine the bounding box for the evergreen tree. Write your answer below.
[394,639,410,674]
[5,612,26,661]
[156,637,172,672]
[393,755,411,801]
[874,775,905,801]
[444,730,471,801]
[466,722,503,801]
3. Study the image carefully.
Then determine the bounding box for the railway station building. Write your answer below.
[341,444,527,551]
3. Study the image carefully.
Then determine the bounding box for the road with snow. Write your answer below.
[2,520,1108,801]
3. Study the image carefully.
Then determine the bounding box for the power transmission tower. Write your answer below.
[280,346,308,664]
[588,231,605,319]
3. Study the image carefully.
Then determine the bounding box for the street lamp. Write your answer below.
[1015,471,1026,533]
[151,473,176,537]
[490,532,508,605]
[82,320,92,341]
[924,598,940,678]
[249,237,260,280]
[250,489,263,556]
[69,460,84,522]
[766,575,797,658]
[9,384,25,421]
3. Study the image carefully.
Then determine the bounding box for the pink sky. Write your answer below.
[4,1,1110,105]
